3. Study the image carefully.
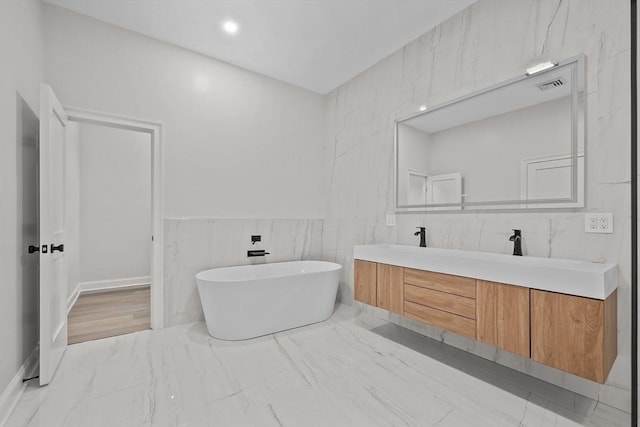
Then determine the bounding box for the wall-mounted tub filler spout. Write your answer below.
[414,227,427,247]
[248,249,270,257]
[509,229,522,256]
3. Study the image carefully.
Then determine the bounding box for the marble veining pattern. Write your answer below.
[5,305,630,427]
[320,0,631,413]
[163,218,323,327]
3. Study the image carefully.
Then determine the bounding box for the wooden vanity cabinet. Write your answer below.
[476,281,530,358]
[353,259,618,383]
[531,289,617,384]
[354,260,377,306]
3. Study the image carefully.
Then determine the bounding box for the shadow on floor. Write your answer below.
[367,321,627,426]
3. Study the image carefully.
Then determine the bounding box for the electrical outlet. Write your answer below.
[386,215,396,227]
[585,213,613,234]
[599,213,613,233]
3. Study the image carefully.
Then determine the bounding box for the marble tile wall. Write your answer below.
[321,0,631,413]
[163,218,323,327]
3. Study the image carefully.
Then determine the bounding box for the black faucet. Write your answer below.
[414,227,427,247]
[509,229,522,256]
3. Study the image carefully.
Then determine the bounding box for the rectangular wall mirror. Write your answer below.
[395,55,585,212]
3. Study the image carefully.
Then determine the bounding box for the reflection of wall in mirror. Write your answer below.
[397,124,430,205]
[424,96,572,204]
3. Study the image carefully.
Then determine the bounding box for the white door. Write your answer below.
[426,172,462,210]
[39,84,69,385]
[521,153,584,208]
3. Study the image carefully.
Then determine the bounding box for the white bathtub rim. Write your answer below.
[196,260,342,283]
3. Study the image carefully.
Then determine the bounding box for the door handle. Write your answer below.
[50,244,64,253]
[28,245,39,254]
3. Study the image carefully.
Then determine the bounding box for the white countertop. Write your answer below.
[353,244,618,300]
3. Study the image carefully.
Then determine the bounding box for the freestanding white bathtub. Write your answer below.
[196,260,342,340]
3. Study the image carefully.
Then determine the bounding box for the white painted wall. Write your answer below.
[78,123,151,287]
[42,4,327,328]
[42,3,325,219]
[0,0,43,414]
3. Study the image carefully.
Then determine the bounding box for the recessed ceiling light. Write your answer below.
[222,20,239,35]
[419,105,427,111]
[525,61,558,76]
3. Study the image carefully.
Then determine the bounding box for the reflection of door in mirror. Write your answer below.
[426,172,462,210]
[520,153,584,208]
[407,170,428,205]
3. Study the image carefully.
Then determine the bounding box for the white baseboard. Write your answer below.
[0,346,38,427]
[66,281,82,314]
[79,276,151,294]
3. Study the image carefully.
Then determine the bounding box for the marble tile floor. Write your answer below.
[5,304,630,427]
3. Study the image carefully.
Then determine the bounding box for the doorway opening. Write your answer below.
[66,121,151,343]
[64,108,163,343]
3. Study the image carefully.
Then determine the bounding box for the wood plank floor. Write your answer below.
[68,286,151,345]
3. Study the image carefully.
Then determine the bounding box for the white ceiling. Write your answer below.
[43,0,475,94]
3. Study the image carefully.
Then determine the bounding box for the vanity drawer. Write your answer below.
[404,301,476,339]
[404,284,476,319]
[404,268,476,299]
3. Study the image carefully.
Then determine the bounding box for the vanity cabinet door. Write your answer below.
[531,289,617,383]
[376,263,403,314]
[354,260,377,306]
[476,281,530,358]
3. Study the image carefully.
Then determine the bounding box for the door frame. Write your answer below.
[65,106,164,329]
[406,169,428,205]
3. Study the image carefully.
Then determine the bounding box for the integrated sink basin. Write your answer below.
[353,244,618,300]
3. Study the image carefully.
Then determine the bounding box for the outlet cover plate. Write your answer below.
[584,213,613,234]
[386,215,396,227]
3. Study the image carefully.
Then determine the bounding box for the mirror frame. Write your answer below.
[394,54,586,213]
